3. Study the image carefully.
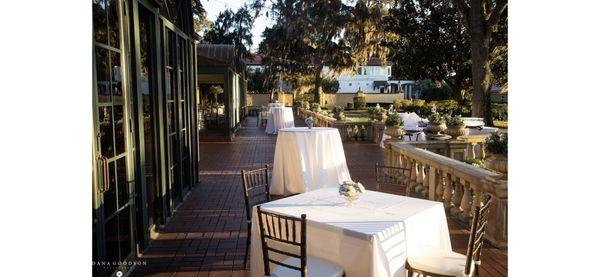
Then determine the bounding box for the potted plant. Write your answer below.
[445,115,467,139]
[332,106,345,120]
[311,102,321,113]
[366,106,377,121]
[425,113,447,137]
[484,132,508,177]
[384,112,404,139]
[375,106,388,122]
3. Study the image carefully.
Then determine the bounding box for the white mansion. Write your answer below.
[245,56,419,99]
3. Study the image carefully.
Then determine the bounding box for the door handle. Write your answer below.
[96,155,110,193]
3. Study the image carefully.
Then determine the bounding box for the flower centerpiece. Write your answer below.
[484,132,508,177]
[305,116,315,129]
[425,113,447,137]
[339,180,366,205]
[445,115,467,139]
[384,112,404,139]
[332,105,345,120]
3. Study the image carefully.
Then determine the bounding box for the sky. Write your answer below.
[203,0,273,52]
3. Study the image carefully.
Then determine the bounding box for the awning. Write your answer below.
[373,81,388,87]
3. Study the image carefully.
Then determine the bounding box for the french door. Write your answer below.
[92,0,136,276]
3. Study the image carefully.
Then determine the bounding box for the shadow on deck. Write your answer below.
[132,116,507,277]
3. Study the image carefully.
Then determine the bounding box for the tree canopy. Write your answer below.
[203,6,254,58]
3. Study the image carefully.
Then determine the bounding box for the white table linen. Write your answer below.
[249,188,452,277]
[269,102,284,107]
[467,126,499,136]
[270,127,351,195]
[379,126,426,148]
[265,107,295,134]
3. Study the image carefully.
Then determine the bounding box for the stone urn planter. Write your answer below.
[333,112,346,121]
[384,126,405,139]
[485,153,508,177]
[426,122,447,137]
[445,125,468,139]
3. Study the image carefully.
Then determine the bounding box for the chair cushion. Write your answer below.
[271,256,344,277]
[407,245,474,276]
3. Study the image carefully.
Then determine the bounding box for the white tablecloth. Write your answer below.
[269,102,284,107]
[250,188,452,277]
[379,126,426,148]
[265,107,295,134]
[270,127,351,195]
[467,126,499,136]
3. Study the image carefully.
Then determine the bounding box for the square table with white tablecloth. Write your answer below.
[249,188,452,277]
[265,107,295,134]
[270,127,352,195]
[269,102,284,108]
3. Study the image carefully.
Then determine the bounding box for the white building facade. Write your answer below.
[322,57,417,99]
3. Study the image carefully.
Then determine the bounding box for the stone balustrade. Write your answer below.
[297,108,386,143]
[384,140,507,248]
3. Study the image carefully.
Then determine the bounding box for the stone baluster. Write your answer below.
[442,172,453,209]
[467,143,476,159]
[459,180,473,221]
[477,142,486,159]
[450,176,463,216]
[434,168,444,201]
[470,186,482,217]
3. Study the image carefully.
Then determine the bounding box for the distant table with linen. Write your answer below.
[270,127,351,195]
[380,112,426,148]
[249,188,452,277]
[265,107,295,135]
[268,102,284,108]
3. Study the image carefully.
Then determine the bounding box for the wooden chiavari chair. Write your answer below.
[256,206,344,277]
[405,195,494,277]
[375,162,413,196]
[241,165,271,269]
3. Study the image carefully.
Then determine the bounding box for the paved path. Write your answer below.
[132,116,506,277]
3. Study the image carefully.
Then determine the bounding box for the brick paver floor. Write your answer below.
[132,116,507,277]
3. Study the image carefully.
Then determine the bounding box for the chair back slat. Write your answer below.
[257,206,307,277]
[375,162,412,195]
[241,165,271,221]
[464,194,493,275]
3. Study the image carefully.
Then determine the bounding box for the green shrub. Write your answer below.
[431,100,459,115]
[346,102,354,109]
[492,103,508,121]
[385,112,404,127]
[413,99,426,107]
[465,158,486,169]
[485,132,508,155]
[353,95,366,109]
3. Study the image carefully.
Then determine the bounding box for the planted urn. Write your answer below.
[383,112,404,139]
[332,105,346,120]
[425,113,447,137]
[445,115,467,139]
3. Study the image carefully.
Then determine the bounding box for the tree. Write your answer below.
[322,77,340,93]
[384,0,471,100]
[252,0,417,103]
[454,0,508,125]
[203,6,254,58]
[191,0,211,35]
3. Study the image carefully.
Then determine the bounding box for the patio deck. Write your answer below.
[132,116,507,277]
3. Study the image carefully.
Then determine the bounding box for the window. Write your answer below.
[349,83,352,86]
